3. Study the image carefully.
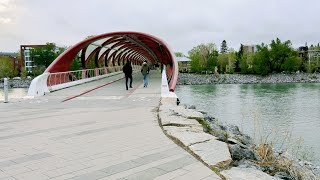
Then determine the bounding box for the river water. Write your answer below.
[0,88,28,102]
[175,83,320,164]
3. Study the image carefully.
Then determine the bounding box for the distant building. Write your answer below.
[0,52,18,72]
[23,49,33,72]
[243,45,255,54]
[20,45,47,73]
[308,50,320,71]
[298,45,320,72]
[175,56,191,72]
[298,46,308,62]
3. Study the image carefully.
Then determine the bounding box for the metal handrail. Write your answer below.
[47,65,141,89]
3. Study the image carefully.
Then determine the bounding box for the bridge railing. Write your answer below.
[161,65,178,102]
[48,65,140,91]
[27,65,140,97]
[48,67,113,87]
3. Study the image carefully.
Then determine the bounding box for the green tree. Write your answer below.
[69,58,81,71]
[282,56,302,72]
[188,43,218,73]
[269,38,294,72]
[174,52,185,57]
[252,43,271,75]
[189,52,201,73]
[217,53,228,73]
[240,54,254,74]
[217,52,236,73]
[86,57,96,69]
[220,40,228,54]
[0,56,17,78]
[235,44,244,72]
[30,43,66,69]
[227,51,237,73]
[85,35,95,39]
[206,54,218,72]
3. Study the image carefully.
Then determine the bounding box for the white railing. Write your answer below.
[48,65,141,90]
[47,67,112,87]
[27,65,140,97]
[161,65,178,102]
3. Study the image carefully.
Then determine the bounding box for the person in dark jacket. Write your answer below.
[123,60,133,90]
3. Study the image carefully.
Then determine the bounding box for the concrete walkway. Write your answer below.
[0,71,219,180]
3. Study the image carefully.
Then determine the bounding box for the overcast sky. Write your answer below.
[1,0,319,54]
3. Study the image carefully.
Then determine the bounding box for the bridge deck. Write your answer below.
[0,70,219,180]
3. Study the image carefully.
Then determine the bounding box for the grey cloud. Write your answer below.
[0,0,319,53]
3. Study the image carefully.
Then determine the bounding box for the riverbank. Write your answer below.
[2,73,320,88]
[158,99,320,179]
[178,73,320,85]
[0,79,31,88]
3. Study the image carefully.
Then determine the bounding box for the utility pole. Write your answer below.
[3,78,8,103]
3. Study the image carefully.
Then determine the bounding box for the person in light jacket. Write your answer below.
[141,61,150,87]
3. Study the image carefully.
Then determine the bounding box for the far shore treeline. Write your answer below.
[1,38,320,79]
[176,38,320,75]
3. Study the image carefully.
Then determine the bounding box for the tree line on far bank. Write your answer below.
[1,37,319,79]
[177,38,319,75]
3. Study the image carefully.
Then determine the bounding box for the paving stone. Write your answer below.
[124,167,167,180]
[2,166,33,176]
[0,153,53,169]
[171,106,204,119]
[160,115,202,127]
[0,177,17,180]
[0,161,16,168]
[131,153,167,165]
[155,156,197,172]
[164,126,217,146]
[13,171,49,180]
[68,170,108,180]
[198,174,221,180]
[221,167,277,180]
[0,73,219,180]
[12,153,53,164]
[158,147,185,157]
[0,122,94,140]
[189,139,232,168]
[163,126,203,135]
[153,169,189,180]
[100,161,142,176]
[171,165,221,180]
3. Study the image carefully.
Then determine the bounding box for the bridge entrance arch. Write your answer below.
[27,32,178,97]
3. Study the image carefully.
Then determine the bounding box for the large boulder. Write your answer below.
[229,144,257,161]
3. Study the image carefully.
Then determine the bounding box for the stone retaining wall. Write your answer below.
[178,73,320,85]
[158,99,320,180]
[0,79,31,88]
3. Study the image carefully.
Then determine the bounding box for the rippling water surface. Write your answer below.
[0,88,28,101]
[175,83,320,164]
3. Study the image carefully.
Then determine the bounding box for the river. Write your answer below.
[0,88,28,102]
[175,83,320,164]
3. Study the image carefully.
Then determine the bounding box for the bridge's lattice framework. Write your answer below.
[46,32,178,91]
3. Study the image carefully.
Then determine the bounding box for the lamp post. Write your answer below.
[3,78,8,103]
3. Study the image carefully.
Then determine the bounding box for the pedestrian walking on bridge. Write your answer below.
[141,61,150,87]
[123,60,133,90]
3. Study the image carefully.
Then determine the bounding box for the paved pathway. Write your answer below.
[0,71,220,180]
